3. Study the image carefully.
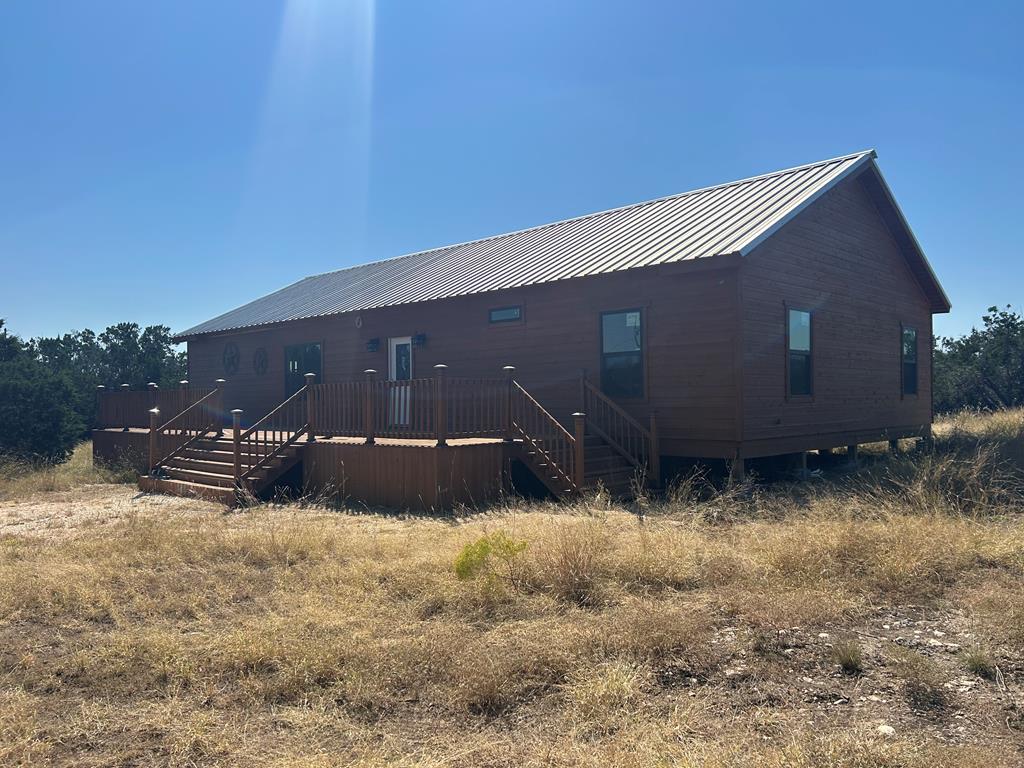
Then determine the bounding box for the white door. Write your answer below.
[388,337,412,426]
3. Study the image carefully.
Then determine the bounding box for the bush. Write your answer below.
[0,355,83,462]
[454,531,528,587]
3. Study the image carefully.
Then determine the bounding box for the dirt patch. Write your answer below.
[0,484,226,539]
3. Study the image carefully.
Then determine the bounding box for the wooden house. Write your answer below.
[95,150,950,506]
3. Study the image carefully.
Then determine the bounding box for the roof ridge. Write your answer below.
[302,149,877,281]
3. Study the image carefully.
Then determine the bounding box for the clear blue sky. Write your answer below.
[1,1,1021,341]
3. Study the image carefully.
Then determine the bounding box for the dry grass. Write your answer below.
[0,442,134,501]
[0,412,1023,765]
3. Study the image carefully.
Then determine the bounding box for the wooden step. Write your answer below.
[161,466,236,488]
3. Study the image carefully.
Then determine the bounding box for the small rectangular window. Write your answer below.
[787,309,812,397]
[601,310,643,398]
[489,306,521,323]
[902,326,918,396]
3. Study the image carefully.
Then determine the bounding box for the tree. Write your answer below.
[0,322,83,461]
[934,305,1024,413]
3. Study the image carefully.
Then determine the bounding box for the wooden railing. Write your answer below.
[447,376,507,438]
[148,385,225,470]
[581,377,659,485]
[238,366,583,497]
[510,381,580,493]
[235,380,311,484]
[307,368,510,443]
[371,377,436,440]
[307,379,363,437]
[97,382,217,430]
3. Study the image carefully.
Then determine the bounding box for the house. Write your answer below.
[95,150,950,506]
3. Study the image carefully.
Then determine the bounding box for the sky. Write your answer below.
[1,0,1021,341]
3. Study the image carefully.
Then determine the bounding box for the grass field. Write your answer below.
[1,413,1023,766]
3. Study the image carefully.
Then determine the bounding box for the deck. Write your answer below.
[94,369,655,508]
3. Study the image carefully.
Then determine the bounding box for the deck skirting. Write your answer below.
[303,440,510,511]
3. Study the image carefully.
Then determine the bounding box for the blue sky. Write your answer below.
[1,1,1020,341]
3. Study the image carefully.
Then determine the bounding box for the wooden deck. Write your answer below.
[95,370,652,508]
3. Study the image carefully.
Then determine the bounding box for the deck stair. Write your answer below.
[139,377,314,505]
[582,434,641,496]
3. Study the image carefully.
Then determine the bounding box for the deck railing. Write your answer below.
[510,381,580,492]
[307,368,510,444]
[581,377,659,485]
[98,381,217,431]
[148,384,225,470]
[236,377,311,483]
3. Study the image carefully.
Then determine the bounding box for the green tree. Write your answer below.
[0,322,83,461]
[934,305,1024,412]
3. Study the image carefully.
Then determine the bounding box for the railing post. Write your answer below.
[179,380,189,423]
[232,409,243,483]
[304,372,317,441]
[148,407,160,472]
[95,385,106,428]
[363,369,377,445]
[147,382,159,414]
[214,379,226,436]
[503,365,516,441]
[572,412,586,492]
[121,383,130,432]
[649,410,660,487]
[434,364,448,446]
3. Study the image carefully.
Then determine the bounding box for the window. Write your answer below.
[901,326,918,396]
[601,310,643,398]
[285,342,322,396]
[489,306,522,323]
[787,309,812,397]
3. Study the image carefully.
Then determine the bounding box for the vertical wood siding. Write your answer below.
[187,263,743,458]
[738,173,934,456]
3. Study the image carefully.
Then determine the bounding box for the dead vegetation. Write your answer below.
[1,411,1024,765]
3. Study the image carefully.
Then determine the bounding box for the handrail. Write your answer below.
[155,388,219,433]
[150,386,224,470]
[581,378,659,484]
[238,385,308,442]
[510,381,578,494]
[237,384,310,483]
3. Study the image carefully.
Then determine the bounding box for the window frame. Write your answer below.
[900,323,918,398]
[785,305,814,400]
[488,305,523,325]
[599,308,646,401]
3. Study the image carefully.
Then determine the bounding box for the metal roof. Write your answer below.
[177,150,944,339]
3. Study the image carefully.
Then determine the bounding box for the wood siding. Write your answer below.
[738,173,934,457]
[303,441,508,511]
[187,261,743,458]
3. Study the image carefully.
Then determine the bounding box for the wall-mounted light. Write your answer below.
[366,338,380,353]
[412,333,427,348]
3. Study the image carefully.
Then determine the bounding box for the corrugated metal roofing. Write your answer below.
[177,150,887,339]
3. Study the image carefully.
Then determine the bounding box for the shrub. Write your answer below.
[453,531,527,588]
[0,355,83,462]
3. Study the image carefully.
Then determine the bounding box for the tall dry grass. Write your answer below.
[0,410,1023,765]
[0,441,134,501]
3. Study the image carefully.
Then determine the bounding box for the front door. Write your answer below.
[285,342,322,397]
[388,337,412,426]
